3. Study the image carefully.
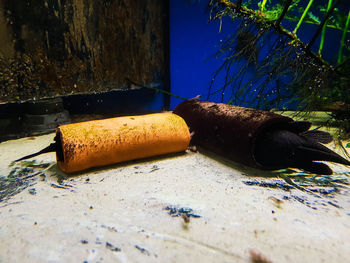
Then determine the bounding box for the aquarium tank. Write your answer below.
[0,0,349,139]
[1,2,350,261]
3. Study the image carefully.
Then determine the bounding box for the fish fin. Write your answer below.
[15,143,56,162]
[297,162,333,175]
[300,130,333,144]
[296,145,350,166]
[281,121,312,133]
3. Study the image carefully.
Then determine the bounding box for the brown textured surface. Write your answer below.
[0,0,167,102]
[173,100,293,169]
[56,113,190,173]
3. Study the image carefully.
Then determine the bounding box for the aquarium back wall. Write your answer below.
[169,0,226,109]
[0,0,168,110]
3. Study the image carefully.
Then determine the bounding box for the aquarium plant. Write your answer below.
[205,0,350,136]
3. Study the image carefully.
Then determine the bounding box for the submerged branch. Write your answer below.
[306,0,339,50]
[275,0,293,27]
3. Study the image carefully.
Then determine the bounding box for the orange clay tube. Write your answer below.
[55,113,190,173]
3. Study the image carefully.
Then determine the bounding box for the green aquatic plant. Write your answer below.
[337,10,350,64]
[293,0,315,34]
[207,0,350,136]
[318,0,333,55]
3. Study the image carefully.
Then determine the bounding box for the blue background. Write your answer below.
[168,0,344,110]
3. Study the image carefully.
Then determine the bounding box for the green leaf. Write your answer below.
[307,12,320,24]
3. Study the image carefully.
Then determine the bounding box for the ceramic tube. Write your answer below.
[173,99,293,169]
[56,113,190,173]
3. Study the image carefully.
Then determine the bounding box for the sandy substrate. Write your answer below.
[1,133,350,263]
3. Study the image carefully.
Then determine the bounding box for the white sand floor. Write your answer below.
[1,133,350,263]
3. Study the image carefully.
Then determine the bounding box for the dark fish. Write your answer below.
[173,99,350,175]
[254,126,350,175]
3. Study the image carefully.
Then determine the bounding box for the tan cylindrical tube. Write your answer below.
[56,113,190,173]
